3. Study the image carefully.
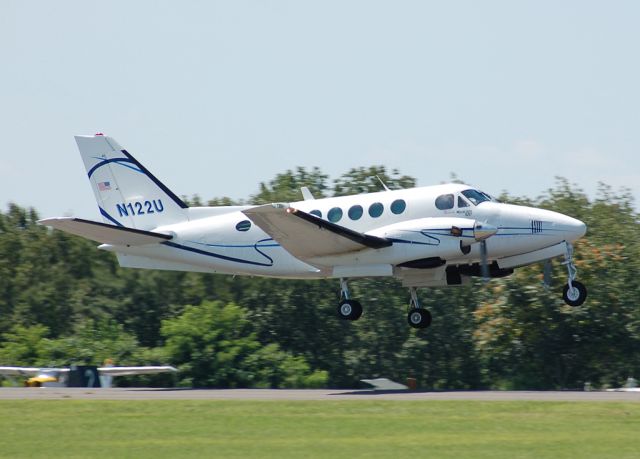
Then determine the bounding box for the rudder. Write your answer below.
[76,134,188,230]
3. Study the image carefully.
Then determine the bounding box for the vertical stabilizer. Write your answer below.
[75,134,188,230]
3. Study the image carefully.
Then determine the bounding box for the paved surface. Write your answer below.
[1,388,639,401]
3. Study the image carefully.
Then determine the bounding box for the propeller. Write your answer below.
[473,221,497,283]
[543,259,553,289]
[452,219,498,282]
[480,240,490,281]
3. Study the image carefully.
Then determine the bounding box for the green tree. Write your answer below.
[162,300,325,388]
[244,343,328,388]
[0,324,50,366]
[43,319,142,368]
[161,301,260,387]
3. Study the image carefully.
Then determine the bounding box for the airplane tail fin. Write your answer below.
[75,134,188,230]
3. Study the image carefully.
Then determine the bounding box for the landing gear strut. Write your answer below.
[337,278,363,320]
[407,287,432,329]
[336,280,432,328]
[561,242,587,306]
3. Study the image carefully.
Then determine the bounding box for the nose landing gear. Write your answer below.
[562,242,587,306]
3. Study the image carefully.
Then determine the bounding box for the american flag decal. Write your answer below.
[98,181,111,191]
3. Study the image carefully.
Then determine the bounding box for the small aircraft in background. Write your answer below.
[40,134,588,329]
[0,365,177,387]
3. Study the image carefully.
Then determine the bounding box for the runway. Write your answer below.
[1,387,639,401]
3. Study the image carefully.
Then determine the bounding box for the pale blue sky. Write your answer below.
[2,1,638,219]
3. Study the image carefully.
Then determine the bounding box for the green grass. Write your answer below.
[1,401,639,458]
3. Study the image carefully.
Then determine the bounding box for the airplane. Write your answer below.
[39,134,588,329]
[0,365,177,387]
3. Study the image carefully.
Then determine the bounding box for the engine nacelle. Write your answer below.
[309,217,496,268]
[367,217,478,264]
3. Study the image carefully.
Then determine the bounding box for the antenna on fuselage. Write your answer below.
[300,187,315,201]
[375,176,391,192]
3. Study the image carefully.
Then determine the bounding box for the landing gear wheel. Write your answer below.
[407,308,432,329]
[562,280,587,306]
[337,299,363,321]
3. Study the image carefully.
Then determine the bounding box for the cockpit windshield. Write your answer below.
[461,189,493,206]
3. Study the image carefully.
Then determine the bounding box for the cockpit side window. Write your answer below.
[457,196,470,208]
[461,189,491,206]
[480,191,499,202]
[435,194,455,210]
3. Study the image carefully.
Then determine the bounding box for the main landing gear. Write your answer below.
[561,242,587,306]
[336,279,432,329]
[337,278,362,320]
[406,287,432,329]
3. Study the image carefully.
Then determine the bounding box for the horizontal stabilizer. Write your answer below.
[243,205,391,259]
[39,217,172,246]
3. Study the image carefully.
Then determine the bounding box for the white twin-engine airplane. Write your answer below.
[40,134,588,329]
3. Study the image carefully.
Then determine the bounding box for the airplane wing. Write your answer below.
[0,367,43,377]
[243,205,392,259]
[39,217,173,246]
[97,366,178,376]
[0,367,69,377]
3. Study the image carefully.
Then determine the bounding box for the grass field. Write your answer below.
[1,400,639,458]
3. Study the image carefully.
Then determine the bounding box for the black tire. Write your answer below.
[407,308,432,329]
[337,299,363,321]
[562,280,587,306]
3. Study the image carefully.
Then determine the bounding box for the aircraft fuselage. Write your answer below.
[104,183,585,285]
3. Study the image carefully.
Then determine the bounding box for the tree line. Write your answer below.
[1,167,638,389]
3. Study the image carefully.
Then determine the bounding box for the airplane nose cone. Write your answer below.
[559,215,587,241]
[529,207,587,242]
[572,218,587,240]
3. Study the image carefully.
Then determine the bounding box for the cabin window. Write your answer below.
[435,194,454,210]
[457,196,470,208]
[328,207,343,222]
[390,199,406,214]
[348,205,363,220]
[368,202,384,218]
[235,220,252,232]
[310,210,322,218]
[461,189,490,206]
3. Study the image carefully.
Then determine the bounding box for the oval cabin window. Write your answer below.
[348,205,363,220]
[390,199,406,214]
[236,220,252,231]
[368,202,384,218]
[328,207,343,222]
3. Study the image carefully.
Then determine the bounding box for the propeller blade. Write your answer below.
[543,259,553,289]
[480,240,489,282]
